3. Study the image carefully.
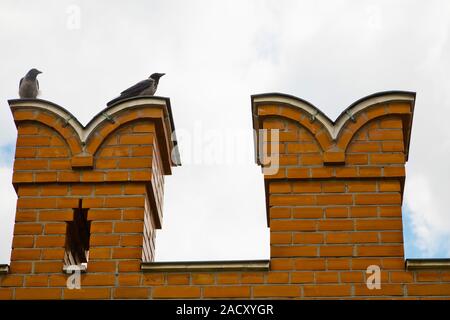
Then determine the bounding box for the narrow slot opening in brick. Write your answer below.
[64,199,91,268]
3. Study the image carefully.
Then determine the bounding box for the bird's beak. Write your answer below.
[37,70,42,74]
[160,73,165,77]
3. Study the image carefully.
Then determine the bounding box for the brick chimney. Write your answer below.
[252,91,417,296]
[5,97,179,297]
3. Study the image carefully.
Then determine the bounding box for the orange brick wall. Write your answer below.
[265,116,406,297]
[1,94,450,299]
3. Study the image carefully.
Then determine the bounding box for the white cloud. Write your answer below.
[404,174,450,256]
[0,167,16,264]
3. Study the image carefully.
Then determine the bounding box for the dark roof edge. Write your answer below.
[0,264,9,274]
[405,258,450,270]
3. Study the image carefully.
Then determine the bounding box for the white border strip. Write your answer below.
[141,260,270,272]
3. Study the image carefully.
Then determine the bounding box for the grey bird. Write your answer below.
[19,68,42,98]
[107,72,165,106]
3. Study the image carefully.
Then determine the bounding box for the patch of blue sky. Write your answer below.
[403,204,450,258]
[0,143,15,167]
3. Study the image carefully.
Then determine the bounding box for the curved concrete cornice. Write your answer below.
[8,96,176,144]
[252,90,416,162]
[8,96,181,170]
[252,91,415,140]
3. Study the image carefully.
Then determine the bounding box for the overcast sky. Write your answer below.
[1,0,449,264]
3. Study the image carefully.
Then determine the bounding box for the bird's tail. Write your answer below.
[106,95,125,107]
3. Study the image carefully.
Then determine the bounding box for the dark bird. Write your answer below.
[19,68,42,98]
[107,72,165,106]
